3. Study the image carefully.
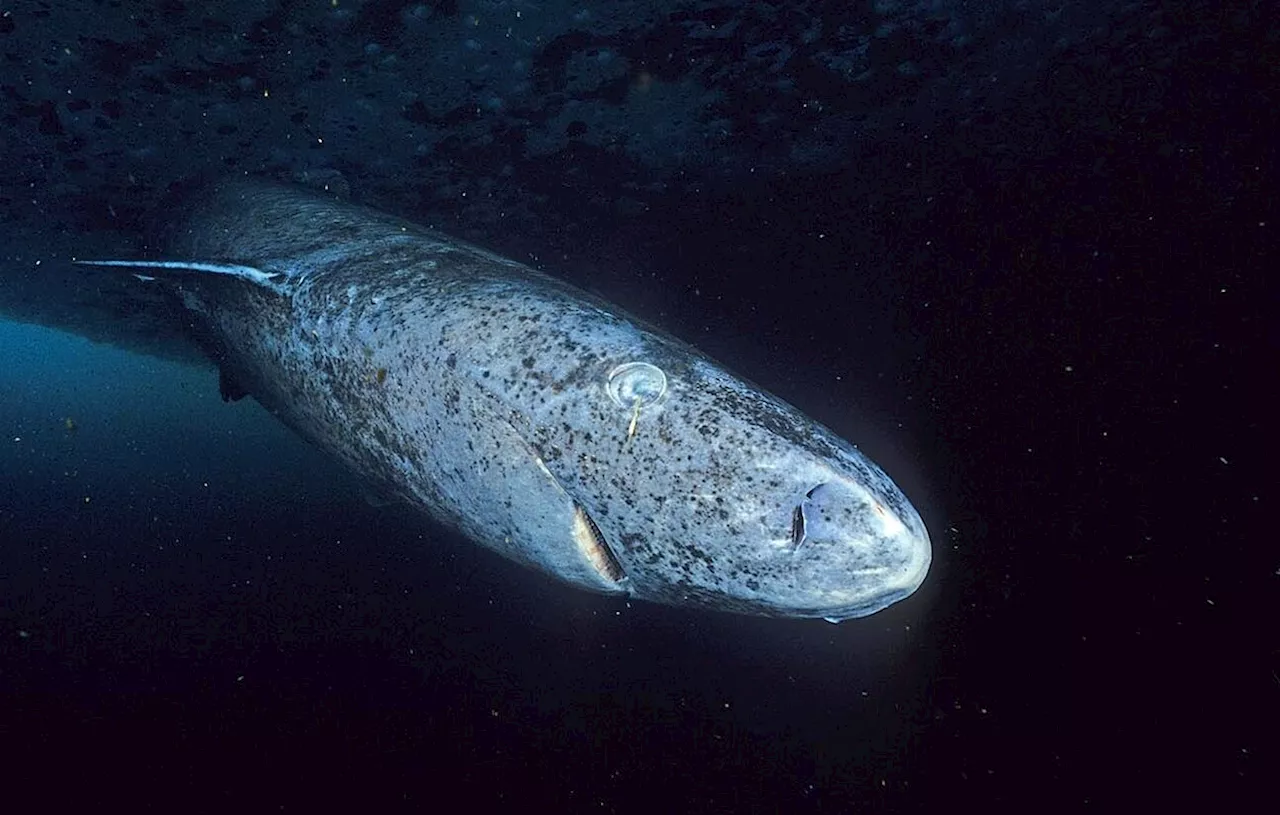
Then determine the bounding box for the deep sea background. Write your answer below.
[0,1,1274,811]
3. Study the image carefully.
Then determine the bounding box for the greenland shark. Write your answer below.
[78,177,931,621]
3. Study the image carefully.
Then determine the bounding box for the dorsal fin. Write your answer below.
[75,259,283,289]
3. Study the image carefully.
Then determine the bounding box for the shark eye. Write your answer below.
[606,362,667,408]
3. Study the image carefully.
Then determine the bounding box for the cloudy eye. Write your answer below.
[606,362,667,408]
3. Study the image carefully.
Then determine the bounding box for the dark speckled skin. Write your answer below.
[152,178,930,620]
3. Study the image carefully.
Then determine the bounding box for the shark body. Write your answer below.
[81,178,931,621]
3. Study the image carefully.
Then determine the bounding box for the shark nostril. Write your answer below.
[790,484,839,553]
[791,504,807,549]
[790,484,828,551]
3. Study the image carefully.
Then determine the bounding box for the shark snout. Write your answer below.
[777,471,930,619]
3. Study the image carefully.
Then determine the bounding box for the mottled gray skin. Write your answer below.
[149,179,930,620]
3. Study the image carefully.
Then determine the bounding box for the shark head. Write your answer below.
[441,282,932,621]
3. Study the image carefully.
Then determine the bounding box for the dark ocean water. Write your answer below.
[0,1,1274,811]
